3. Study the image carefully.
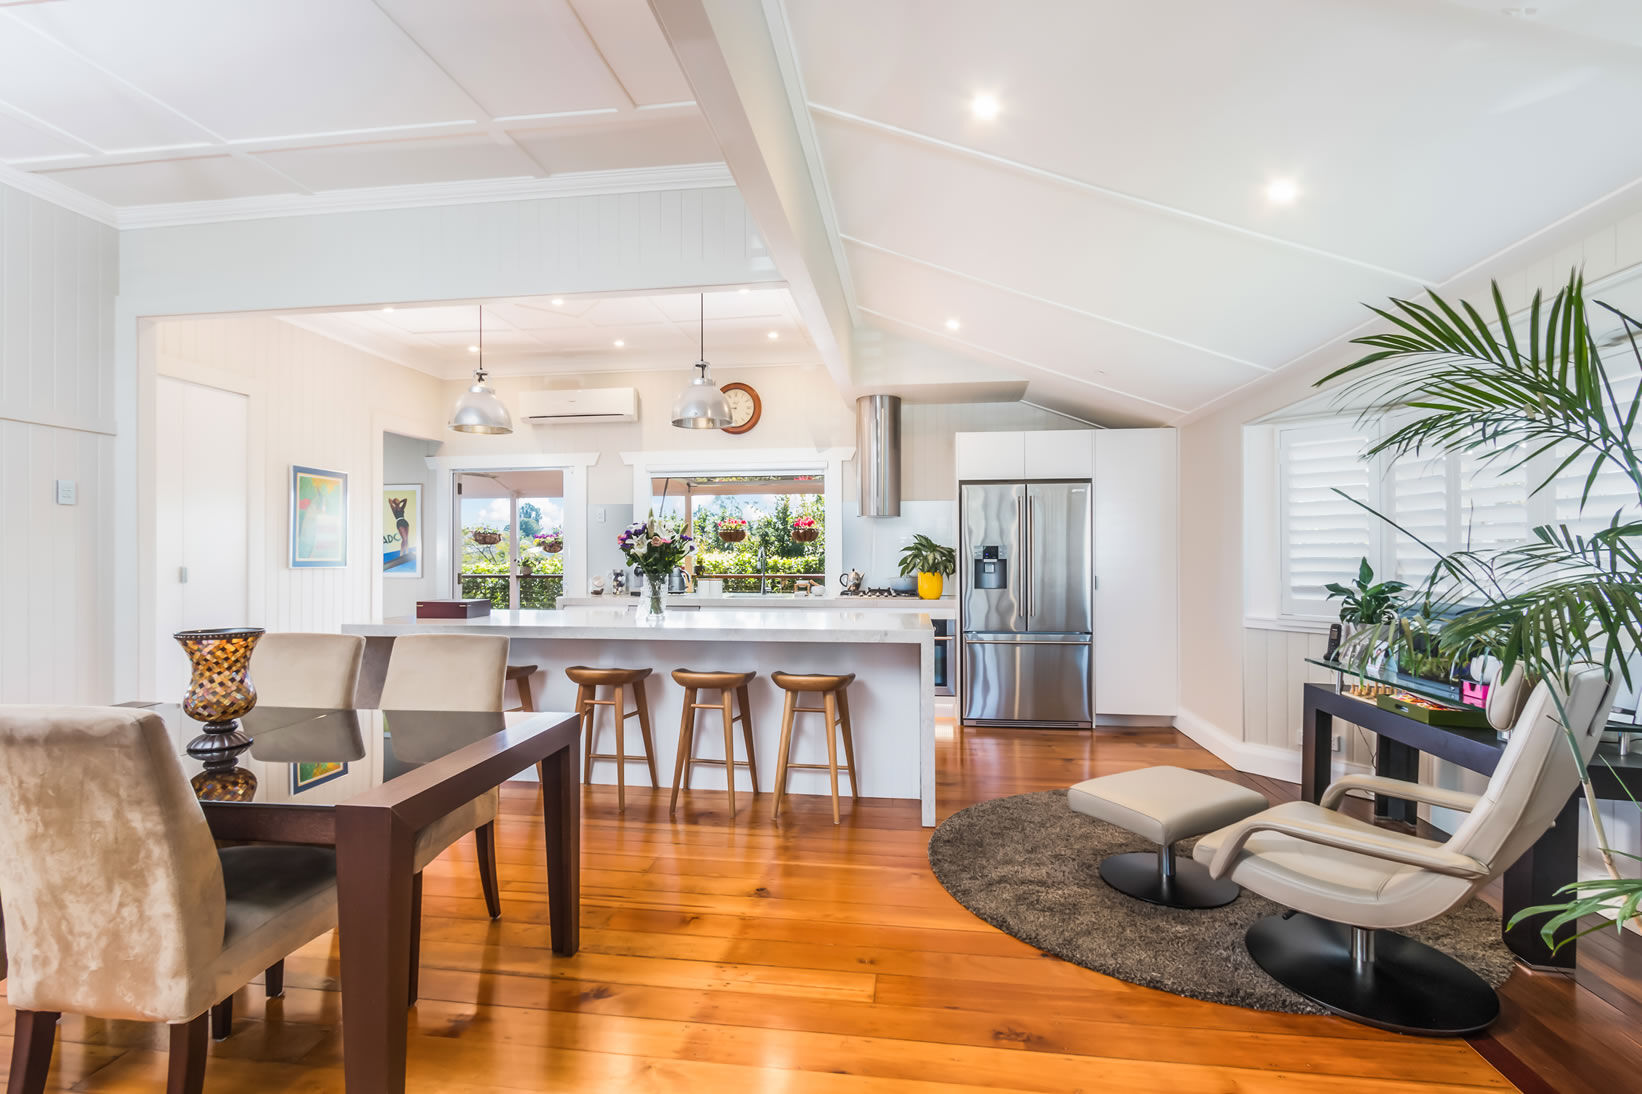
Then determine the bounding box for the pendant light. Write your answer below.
[670,292,731,429]
[448,305,513,435]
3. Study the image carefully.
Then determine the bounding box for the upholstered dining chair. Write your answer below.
[378,632,510,1004]
[1194,663,1618,1035]
[0,706,338,1094]
[249,631,366,709]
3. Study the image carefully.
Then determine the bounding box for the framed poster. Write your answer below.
[383,483,422,578]
[291,465,348,568]
[291,761,348,794]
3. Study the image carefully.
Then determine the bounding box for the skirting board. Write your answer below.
[1174,707,1369,784]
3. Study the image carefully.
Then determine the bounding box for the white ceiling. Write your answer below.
[774,0,1642,424]
[0,0,722,214]
[287,287,818,379]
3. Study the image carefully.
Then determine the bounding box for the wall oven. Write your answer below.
[933,618,956,696]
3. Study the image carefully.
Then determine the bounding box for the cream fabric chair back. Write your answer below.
[1447,664,1617,879]
[379,633,509,713]
[250,632,365,708]
[0,707,227,1021]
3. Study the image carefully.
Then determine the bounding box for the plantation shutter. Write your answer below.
[1388,451,1450,586]
[1280,427,1373,615]
[1458,449,1530,556]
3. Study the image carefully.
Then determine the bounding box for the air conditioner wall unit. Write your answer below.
[519,387,638,424]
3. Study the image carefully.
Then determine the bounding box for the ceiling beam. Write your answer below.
[647,0,855,396]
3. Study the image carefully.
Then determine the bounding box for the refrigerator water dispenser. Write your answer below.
[974,548,1008,589]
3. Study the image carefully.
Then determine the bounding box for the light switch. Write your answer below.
[595,506,606,523]
[54,479,76,505]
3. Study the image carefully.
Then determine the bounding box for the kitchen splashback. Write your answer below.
[839,500,958,588]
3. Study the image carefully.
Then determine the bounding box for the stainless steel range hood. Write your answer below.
[856,394,902,517]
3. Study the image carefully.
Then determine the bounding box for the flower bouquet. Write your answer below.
[617,513,695,618]
[790,515,819,543]
[718,517,748,543]
[535,530,564,554]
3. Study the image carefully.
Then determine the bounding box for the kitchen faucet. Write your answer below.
[757,544,767,595]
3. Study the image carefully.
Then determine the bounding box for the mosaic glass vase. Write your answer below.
[175,626,264,758]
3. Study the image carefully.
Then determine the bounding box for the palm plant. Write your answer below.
[1321,269,1642,952]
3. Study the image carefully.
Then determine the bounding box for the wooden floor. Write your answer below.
[4,722,1641,1092]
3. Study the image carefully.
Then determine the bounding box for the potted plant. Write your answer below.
[718,517,748,543]
[791,515,820,543]
[898,534,957,600]
[535,530,563,554]
[470,523,502,546]
[1324,557,1406,640]
[617,512,695,619]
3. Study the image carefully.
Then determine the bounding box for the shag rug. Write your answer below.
[927,789,1516,1014]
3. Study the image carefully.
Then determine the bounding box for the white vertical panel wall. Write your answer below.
[150,315,445,685]
[0,183,118,704]
[1094,429,1177,717]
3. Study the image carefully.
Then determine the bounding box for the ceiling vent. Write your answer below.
[519,387,638,424]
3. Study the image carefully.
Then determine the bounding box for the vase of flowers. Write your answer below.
[718,517,748,543]
[617,513,694,620]
[791,515,819,543]
[535,530,563,554]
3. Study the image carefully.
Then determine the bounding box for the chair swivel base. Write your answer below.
[1099,850,1242,909]
[1246,912,1500,1035]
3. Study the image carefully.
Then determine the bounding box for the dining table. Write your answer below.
[128,701,582,1094]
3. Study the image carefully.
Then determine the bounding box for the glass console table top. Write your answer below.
[129,703,517,805]
[1305,658,1642,736]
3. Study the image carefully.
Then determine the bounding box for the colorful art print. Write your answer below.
[383,484,422,578]
[291,465,348,568]
[291,760,347,794]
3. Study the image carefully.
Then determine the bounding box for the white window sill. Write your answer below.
[1243,615,1334,635]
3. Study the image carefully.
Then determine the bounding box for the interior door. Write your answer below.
[155,378,249,698]
[1026,482,1093,634]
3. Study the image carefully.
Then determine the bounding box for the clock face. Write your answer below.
[720,383,761,435]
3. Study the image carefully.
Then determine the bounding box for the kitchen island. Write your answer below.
[343,607,937,824]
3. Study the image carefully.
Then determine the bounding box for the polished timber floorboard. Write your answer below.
[3,723,1637,1091]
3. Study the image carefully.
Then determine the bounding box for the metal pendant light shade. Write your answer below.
[671,293,732,429]
[448,305,513,434]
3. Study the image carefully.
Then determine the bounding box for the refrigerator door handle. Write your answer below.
[1026,495,1033,620]
[964,634,1090,645]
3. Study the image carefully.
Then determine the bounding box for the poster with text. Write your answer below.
[383,484,421,578]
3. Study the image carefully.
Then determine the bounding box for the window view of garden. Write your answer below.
[458,471,565,608]
[653,476,824,593]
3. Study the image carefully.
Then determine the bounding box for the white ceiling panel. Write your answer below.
[567,0,696,106]
[374,0,628,117]
[0,111,85,163]
[37,154,291,204]
[11,0,477,140]
[816,115,1408,367]
[512,114,720,174]
[846,241,1264,411]
[253,133,540,192]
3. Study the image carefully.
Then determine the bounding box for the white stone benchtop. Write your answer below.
[351,607,934,643]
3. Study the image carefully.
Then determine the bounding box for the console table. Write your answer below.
[1301,679,1642,969]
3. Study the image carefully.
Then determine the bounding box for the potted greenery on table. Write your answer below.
[899,534,956,600]
[1325,557,1406,637]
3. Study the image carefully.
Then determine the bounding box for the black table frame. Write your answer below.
[1302,682,1642,969]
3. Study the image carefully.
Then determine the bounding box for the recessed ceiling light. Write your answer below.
[970,92,1001,121]
[467,344,480,353]
[738,287,750,295]
[1266,177,1300,205]
[551,297,564,306]
[381,306,395,313]
[613,339,625,348]
[767,331,779,340]
[945,318,961,331]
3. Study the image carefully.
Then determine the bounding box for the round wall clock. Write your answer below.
[720,382,762,435]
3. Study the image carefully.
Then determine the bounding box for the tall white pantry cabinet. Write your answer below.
[953,428,1179,721]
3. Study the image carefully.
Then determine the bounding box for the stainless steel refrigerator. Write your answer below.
[959,481,1094,727]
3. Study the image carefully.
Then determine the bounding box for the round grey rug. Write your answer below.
[927,789,1516,1014]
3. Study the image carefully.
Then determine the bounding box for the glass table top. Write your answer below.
[1304,658,1642,736]
[130,704,523,806]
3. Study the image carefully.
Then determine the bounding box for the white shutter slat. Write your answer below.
[1280,427,1372,615]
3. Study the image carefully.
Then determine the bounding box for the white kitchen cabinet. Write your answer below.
[954,431,1025,481]
[1093,429,1178,718]
[1025,430,1095,479]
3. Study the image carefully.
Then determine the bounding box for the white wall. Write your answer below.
[146,315,445,688]
[382,432,440,619]
[0,183,118,704]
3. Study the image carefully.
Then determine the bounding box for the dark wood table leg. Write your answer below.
[1374,738,1420,825]
[336,803,417,1094]
[1301,689,1333,804]
[540,740,581,957]
[1502,792,1580,970]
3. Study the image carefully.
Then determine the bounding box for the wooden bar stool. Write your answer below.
[669,669,759,818]
[566,665,658,812]
[771,671,859,824]
[506,663,538,712]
